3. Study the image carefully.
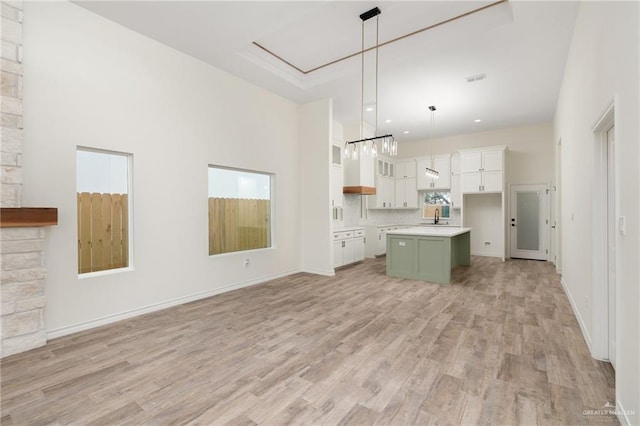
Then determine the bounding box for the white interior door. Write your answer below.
[510,184,548,260]
[607,125,616,369]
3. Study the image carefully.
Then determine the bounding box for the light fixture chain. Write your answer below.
[361,20,365,141]
[375,15,379,139]
[430,108,435,168]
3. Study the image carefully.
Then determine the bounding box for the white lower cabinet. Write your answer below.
[333,228,365,268]
[364,225,407,258]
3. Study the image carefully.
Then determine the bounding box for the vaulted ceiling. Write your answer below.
[75,1,579,142]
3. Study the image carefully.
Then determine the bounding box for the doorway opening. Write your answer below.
[591,101,616,367]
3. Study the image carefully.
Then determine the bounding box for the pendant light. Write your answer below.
[425,105,439,179]
[344,7,396,160]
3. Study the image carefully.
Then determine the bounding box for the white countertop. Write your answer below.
[386,226,471,237]
[332,226,364,233]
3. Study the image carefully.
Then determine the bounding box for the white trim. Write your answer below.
[616,399,632,426]
[591,100,616,361]
[301,267,335,277]
[560,277,594,354]
[470,251,502,258]
[47,269,301,340]
[591,98,615,132]
[508,183,549,260]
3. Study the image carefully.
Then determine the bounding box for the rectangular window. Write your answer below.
[423,191,451,219]
[208,166,272,255]
[77,148,131,274]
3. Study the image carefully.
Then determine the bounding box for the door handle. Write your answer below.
[511,223,517,227]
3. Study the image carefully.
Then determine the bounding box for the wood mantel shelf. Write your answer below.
[343,186,376,195]
[0,208,58,228]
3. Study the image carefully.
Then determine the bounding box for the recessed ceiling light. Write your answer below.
[385,119,392,123]
[474,119,482,123]
[366,107,374,112]
[403,130,410,134]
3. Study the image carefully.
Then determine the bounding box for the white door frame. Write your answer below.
[509,183,549,260]
[606,125,616,369]
[553,139,562,273]
[590,99,615,362]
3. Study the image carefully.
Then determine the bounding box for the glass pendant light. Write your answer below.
[425,105,439,180]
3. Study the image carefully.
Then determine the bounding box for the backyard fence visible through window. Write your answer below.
[77,148,131,274]
[77,192,128,273]
[208,166,272,255]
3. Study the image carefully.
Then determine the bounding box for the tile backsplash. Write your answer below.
[336,194,461,228]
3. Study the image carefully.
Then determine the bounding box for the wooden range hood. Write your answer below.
[343,186,376,195]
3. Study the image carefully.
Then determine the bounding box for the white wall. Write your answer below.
[554,1,639,421]
[397,122,554,186]
[396,123,554,259]
[299,99,333,275]
[463,193,504,257]
[22,2,303,335]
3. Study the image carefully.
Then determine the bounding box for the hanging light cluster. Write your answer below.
[425,166,439,179]
[344,7,397,162]
[344,135,396,160]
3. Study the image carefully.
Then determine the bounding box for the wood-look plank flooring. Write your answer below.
[1,256,617,425]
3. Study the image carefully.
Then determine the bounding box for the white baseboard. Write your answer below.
[560,277,592,350]
[301,267,335,277]
[47,269,301,340]
[616,399,633,426]
[471,251,502,258]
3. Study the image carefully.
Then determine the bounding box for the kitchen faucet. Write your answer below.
[434,208,440,225]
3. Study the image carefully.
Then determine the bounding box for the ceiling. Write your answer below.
[74,1,579,142]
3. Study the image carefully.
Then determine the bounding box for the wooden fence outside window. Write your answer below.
[208,197,270,255]
[77,192,129,274]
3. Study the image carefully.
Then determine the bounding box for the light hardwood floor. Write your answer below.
[1,256,616,425]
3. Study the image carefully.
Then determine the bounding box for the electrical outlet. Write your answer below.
[619,216,626,236]
[484,241,491,246]
[244,258,250,268]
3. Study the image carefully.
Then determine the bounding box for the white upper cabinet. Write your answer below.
[416,154,451,190]
[395,178,418,209]
[461,149,503,173]
[370,175,395,208]
[482,150,503,171]
[377,157,395,178]
[395,159,418,209]
[450,152,461,175]
[395,160,416,178]
[461,151,482,173]
[331,164,343,208]
[331,121,344,208]
[332,145,342,166]
[460,146,506,194]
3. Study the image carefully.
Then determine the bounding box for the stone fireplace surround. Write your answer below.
[1,0,58,357]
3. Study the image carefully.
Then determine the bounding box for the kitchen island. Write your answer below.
[386,227,471,284]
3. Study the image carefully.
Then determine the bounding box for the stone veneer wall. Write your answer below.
[1,0,49,358]
[1,0,23,204]
[0,228,47,356]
